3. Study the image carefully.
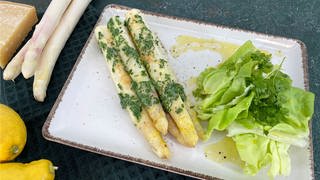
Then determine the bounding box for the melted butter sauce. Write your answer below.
[204,137,243,166]
[170,35,239,60]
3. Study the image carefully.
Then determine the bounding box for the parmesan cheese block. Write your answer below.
[0,1,37,69]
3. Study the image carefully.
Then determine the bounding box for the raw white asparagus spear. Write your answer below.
[3,40,31,80]
[33,0,92,102]
[107,16,168,135]
[126,10,198,146]
[95,26,170,159]
[22,0,72,79]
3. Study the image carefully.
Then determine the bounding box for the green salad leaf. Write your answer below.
[193,40,315,177]
[233,134,291,177]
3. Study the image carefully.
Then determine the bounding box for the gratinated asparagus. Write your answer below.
[125,10,198,147]
[107,16,168,135]
[185,102,206,140]
[166,114,187,146]
[95,26,170,159]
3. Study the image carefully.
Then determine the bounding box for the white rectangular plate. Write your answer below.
[43,4,313,180]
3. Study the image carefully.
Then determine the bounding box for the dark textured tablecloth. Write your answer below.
[1,0,319,179]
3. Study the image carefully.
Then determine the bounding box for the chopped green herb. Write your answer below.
[99,41,107,50]
[117,83,123,90]
[98,32,104,40]
[135,27,155,56]
[134,14,144,24]
[131,81,159,107]
[118,93,142,120]
[114,35,125,48]
[101,45,120,73]
[176,83,186,102]
[122,45,140,60]
[141,70,147,76]
[106,47,118,60]
[175,107,183,114]
[151,78,160,91]
[159,59,166,68]
[161,81,186,112]
[115,16,121,24]
[107,18,119,37]
[155,39,159,46]
[164,74,171,81]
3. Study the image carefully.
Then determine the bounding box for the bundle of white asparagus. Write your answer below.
[3,0,92,102]
[93,10,207,158]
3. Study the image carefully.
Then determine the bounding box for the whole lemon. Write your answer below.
[0,104,27,162]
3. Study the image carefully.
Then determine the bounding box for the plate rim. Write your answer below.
[42,4,313,180]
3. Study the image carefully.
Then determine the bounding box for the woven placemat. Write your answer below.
[0,5,190,180]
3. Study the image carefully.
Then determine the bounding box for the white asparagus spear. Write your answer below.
[167,104,206,146]
[3,40,31,80]
[167,114,188,146]
[22,0,72,79]
[185,102,206,140]
[107,16,168,135]
[126,10,198,146]
[95,26,170,159]
[33,0,92,102]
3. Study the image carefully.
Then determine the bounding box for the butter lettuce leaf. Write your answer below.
[193,40,315,177]
[233,134,291,177]
[267,87,315,146]
[204,92,254,139]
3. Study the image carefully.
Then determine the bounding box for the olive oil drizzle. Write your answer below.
[204,137,243,166]
[170,35,239,60]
